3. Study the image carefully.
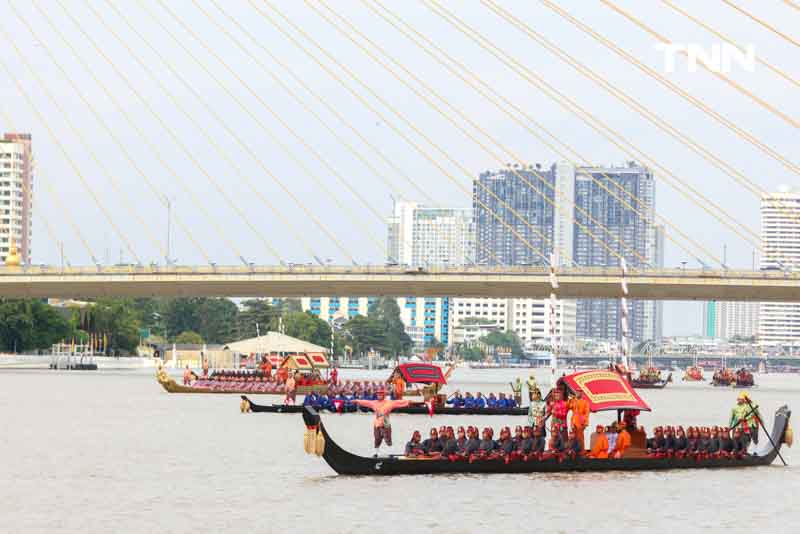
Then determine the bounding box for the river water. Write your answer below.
[1,367,798,533]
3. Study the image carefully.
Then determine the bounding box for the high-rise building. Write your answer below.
[758,190,800,346]
[0,133,33,265]
[387,200,474,266]
[474,165,556,266]
[703,300,759,339]
[570,162,661,342]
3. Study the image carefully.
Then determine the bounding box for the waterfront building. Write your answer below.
[759,190,800,346]
[386,200,474,266]
[570,162,662,343]
[703,301,759,340]
[0,133,33,265]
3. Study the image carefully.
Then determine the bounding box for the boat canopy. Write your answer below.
[560,370,651,413]
[394,363,446,385]
[281,354,314,370]
[307,352,330,369]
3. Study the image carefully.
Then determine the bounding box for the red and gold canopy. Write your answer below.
[561,370,651,413]
[394,363,446,385]
[307,352,330,369]
[281,354,314,370]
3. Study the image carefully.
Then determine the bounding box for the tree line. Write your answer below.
[0,296,413,357]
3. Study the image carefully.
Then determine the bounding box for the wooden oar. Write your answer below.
[745,398,787,466]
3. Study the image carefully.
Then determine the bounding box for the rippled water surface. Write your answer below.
[1,368,799,533]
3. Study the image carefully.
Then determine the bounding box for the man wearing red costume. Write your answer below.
[548,389,569,440]
[355,389,410,456]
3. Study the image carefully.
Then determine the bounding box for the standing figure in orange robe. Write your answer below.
[568,391,590,451]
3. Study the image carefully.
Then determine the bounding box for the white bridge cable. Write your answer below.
[0,39,138,265]
[4,11,166,263]
[140,0,385,260]
[602,0,799,128]
[490,0,800,266]
[258,1,555,266]
[0,106,94,265]
[15,1,211,266]
[539,1,800,182]
[200,0,503,267]
[422,0,764,255]
[365,0,722,268]
[59,0,280,266]
[314,0,651,267]
[38,0,246,266]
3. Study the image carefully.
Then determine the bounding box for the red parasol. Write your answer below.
[560,370,651,413]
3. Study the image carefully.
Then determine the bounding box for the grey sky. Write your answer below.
[1,1,798,336]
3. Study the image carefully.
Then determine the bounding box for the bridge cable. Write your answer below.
[366,0,721,268]
[601,0,800,128]
[0,37,139,265]
[312,0,647,267]
[201,0,502,267]
[0,109,68,267]
[422,0,764,255]
[254,0,553,266]
[56,0,280,266]
[5,9,168,264]
[139,0,386,260]
[721,0,800,49]
[40,0,247,266]
[15,1,211,266]
[0,109,95,265]
[662,0,800,90]
[539,0,800,180]
[785,1,800,13]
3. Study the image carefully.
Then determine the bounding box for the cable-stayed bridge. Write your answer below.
[0,0,798,314]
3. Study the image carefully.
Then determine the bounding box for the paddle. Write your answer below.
[745,398,788,466]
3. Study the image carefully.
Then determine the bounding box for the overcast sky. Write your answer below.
[1,0,798,336]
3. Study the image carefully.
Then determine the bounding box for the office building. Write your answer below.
[571,162,661,343]
[758,190,800,346]
[0,133,33,265]
[703,301,759,339]
[387,200,474,266]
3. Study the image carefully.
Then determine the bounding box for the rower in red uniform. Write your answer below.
[354,389,410,457]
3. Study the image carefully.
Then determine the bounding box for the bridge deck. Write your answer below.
[0,266,797,300]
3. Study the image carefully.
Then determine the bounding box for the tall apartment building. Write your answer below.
[571,162,661,343]
[473,165,556,266]
[0,133,33,265]
[702,301,759,339]
[758,190,800,346]
[387,201,474,266]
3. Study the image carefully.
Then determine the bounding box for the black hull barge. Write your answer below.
[242,396,527,416]
[301,405,791,476]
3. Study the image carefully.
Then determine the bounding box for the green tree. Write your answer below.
[162,297,238,344]
[283,311,332,347]
[235,299,280,340]
[481,330,522,355]
[0,299,74,352]
[368,297,412,356]
[455,344,485,361]
[341,315,386,355]
[174,330,204,344]
[87,298,141,353]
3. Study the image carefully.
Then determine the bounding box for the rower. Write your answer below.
[487,393,498,408]
[422,428,444,456]
[354,388,411,457]
[531,426,547,456]
[564,429,581,459]
[674,427,688,457]
[474,392,487,409]
[463,392,476,409]
[477,427,496,456]
[464,426,481,457]
[454,426,467,454]
[446,392,465,408]
[516,426,534,461]
[405,431,425,457]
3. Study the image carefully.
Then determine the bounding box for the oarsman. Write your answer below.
[405,431,424,457]
[354,389,410,457]
[729,392,760,445]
